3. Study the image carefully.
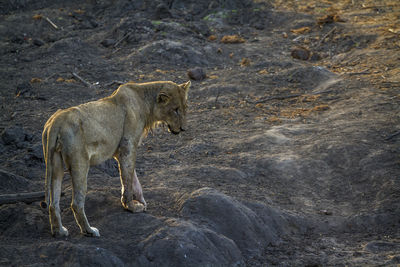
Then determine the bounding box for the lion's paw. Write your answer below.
[84,227,100,237]
[124,200,146,213]
[53,226,69,237]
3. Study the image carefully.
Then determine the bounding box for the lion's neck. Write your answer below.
[115,83,160,134]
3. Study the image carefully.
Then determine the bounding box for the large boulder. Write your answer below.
[135,218,244,266]
[177,188,291,256]
[134,40,209,67]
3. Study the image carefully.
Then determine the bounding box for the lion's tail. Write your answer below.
[40,122,60,210]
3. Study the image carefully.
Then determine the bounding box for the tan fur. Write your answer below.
[42,80,190,237]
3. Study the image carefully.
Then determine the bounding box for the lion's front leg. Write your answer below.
[116,140,146,213]
[119,168,146,213]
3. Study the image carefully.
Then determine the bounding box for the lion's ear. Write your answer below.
[181,81,191,92]
[180,81,191,100]
[157,92,170,104]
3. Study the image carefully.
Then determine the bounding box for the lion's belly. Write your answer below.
[87,140,118,166]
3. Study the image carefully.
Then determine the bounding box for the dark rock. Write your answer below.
[310,52,322,61]
[1,126,27,148]
[187,67,206,81]
[10,35,25,44]
[80,19,98,29]
[291,47,310,60]
[0,169,30,193]
[155,3,171,19]
[136,218,244,266]
[171,0,252,17]
[28,143,43,160]
[364,241,400,253]
[178,188,289,256]
[33,38,45,46]
[100,39,117,48]
[188,21,211,37]
[136,40,209,66]
[285,66,336,90]
[35,241,125,266]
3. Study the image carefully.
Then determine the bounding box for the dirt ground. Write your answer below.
[0,0,399,266]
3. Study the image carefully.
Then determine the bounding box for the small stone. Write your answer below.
[320,209,333,215]
[1,126,27,148]
[240,58,251,67]
[29,143,43,160]
[154,3,171,19]
[33,38,45,46]
[187,67,206,81]
[100,39,116,47]
[291,47,310,60]
[310,52,322,61]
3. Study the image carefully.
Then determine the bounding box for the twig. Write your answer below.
[345,70,371,75]
[386,130,400,141]
[318,26,337,46]
[45,16,59,30]
[104,80,126,87]
[114,31,131,48]
[214,90,220,107]
[72,72,93,88]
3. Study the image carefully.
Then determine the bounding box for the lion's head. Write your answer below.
[154,81,191,135]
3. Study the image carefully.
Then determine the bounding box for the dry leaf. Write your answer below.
[221,35,245,44]
[33,14,43,20]
[30,78,42,83]
[240,58,251,67]
[208,35,217,41]
[291,27,310,35]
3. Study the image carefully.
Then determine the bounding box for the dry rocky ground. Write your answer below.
[0,0,399,266]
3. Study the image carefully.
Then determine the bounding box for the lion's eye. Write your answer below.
[174,108,179,115]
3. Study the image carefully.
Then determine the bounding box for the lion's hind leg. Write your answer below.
[70,161,100,237]
[49,152,69,237]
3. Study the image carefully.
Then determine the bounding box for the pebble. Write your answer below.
[291,47,310,60]
[100,39,116,47]
[187,67,206,81]
[33,38,45,46]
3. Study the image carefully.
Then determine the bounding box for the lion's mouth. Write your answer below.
[168,125,180,135]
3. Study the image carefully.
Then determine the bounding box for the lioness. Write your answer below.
[41,80,190,237]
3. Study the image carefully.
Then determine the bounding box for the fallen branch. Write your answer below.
[0,191,45,205]
[114,31,131,48]
[45,16,59,30]
[318,26,337,46]
[386,130,400,141]
[72,72,93,88]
